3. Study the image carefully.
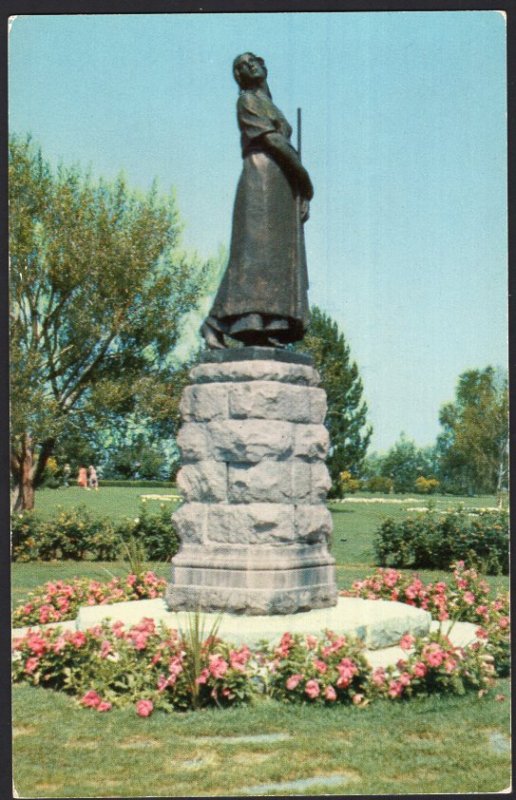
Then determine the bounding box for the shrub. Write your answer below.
[365,476,393,494]
[12,619,496,715]
[339,470,361,495]
[374,508,508,575]
[12,572,167,627]
[262,630,371,705]
[342,562,510,677]
[367,629,494,700]
[118,502,180,562]
[414,476,440,494]
[97,480,176,489]
[11,503,180,563]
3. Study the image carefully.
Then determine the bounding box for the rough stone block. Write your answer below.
[290,459,312,502]
[208,419,294,462]
[309,389,327,424]
[310,462,332,502]
[229,381,312,422]
[294,424,330,459]
[207,503,296,545]
[172,502,208,544]
[180,383,229,421]
[228,461,292,503]
[189,360,320,386]
[295,505,333,544]
[176,461,227,502]
[176,422,211,461]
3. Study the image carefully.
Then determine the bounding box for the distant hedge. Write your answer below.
[12,503,180,563]
[93,480,177,489]
[374,507,509,575]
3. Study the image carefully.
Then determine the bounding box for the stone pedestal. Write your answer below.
[166,348,338,615]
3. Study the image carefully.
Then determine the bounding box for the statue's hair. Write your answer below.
[233,53,271,97]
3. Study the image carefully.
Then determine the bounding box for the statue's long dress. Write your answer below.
[207,88,309,344]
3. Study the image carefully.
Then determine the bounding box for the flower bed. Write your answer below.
[12,572,167,627]
[12,620,496,716]
[341,562,510,676]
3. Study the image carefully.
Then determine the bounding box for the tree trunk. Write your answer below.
[10,433,44,512]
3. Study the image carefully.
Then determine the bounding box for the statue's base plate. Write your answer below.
[200,346,313,366]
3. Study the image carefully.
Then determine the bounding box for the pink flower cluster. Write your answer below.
[368,629,495,700]
[12,617,256,715]
[13,572,167,627]
[267,630,370,706]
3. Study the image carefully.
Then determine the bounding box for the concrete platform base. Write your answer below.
[74,595,431,650]
[13,602,482,671]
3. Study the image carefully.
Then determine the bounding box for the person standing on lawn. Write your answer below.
[77,466,88,489]
[88,465,99,491]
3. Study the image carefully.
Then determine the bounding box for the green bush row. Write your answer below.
[11,503,180,563]
[374,507,509,575]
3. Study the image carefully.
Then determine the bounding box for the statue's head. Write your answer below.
[233,52,268,89]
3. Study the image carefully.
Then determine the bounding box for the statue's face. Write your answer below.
[234,53,267,88]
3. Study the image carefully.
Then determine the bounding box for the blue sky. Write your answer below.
[9,11,507,453]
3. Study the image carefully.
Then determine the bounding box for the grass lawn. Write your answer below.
[12,488,510,796]
[13,680,511,797]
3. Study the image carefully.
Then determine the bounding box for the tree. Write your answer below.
[296,306,372,494]
[436,367,508,495]
[379,433,434,493]
[10,135,209,510]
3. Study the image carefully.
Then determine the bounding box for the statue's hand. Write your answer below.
[300,198,310,223]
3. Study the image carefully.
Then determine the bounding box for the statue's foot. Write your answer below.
[201,321,226,349]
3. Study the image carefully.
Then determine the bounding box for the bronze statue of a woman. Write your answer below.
[201,52,314,349]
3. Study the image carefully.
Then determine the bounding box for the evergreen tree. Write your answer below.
[297,306,371,495]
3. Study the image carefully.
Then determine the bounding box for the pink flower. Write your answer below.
[69,631,87,648]
[313,658,328,674]
[372,667,386,686]
[136,699,154,717]
[444,658,457,673]
[100,640,112,659]
[413,661,427,678]
[499,617,509,629]
[168,655,184,678]
[304,679,320,699]
[97,701,112,712]
[196,668,210,685]
[463,592,475,605]
[286,673,303,690]
[324,685,337,701]
[157,674,170,692]
[53,636,67,654]
[476,627,489,639]
[229,646,251,672]
[24,657,39,674]
[305,635,318,650]
[336,657,358,687]
[399,672,411,687]
[388,679,404,698]
[352,693,364,705]
[400,633,415,651]
[208,654,229,678]
[27,634,47,656]
[422,643,445,668]
[112,621,126,638]
[275,632,293,657]
[80,690,101,708]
